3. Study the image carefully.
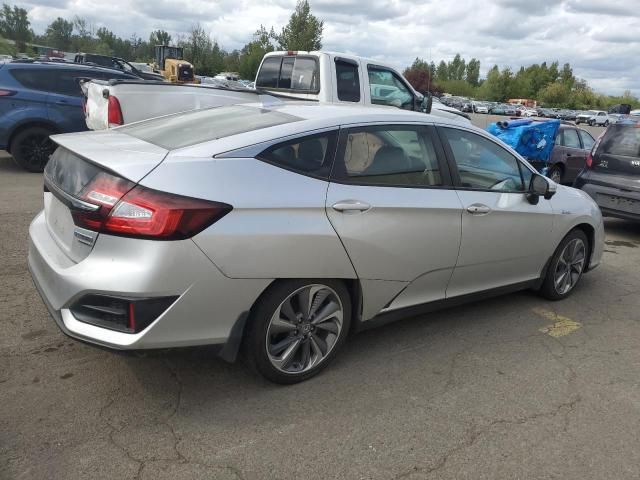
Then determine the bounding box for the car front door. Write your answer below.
[326,123,463,319]
[438,126,554,298]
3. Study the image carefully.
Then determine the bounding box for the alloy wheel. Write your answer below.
[549,168,562,183]
[19,134,55,171]
[554,238,586,295]
[265,284,344,375]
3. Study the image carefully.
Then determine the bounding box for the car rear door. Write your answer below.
[438,125,553,298]
[559,127,588,182]
[46,69,86,133]
[325,123,463,319]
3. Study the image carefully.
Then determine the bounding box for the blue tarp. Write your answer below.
[486,119,560,163]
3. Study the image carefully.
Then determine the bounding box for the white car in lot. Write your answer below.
[29,103,604,383]
[576,110,610,126]
[473,102,489,114]
[520,108,537,117]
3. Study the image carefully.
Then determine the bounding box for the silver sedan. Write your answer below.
[29,103,604,383]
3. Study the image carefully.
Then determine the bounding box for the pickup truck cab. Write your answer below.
[254,51,466,120]
[83,50,469,130]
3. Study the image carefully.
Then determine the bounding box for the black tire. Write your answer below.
[604,120,609,127]
[10,126,56,172]
[539,229,589,301]
[244,279,352,384]
[547,165,564,184]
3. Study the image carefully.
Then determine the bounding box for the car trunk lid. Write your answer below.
[43,132,168,263]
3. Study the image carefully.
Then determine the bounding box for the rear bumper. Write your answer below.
[578,179,640,221]
[28,210,271,351]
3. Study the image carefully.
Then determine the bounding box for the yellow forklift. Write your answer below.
[153,45,199,84]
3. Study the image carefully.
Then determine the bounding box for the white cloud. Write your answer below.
[20,0,640,95]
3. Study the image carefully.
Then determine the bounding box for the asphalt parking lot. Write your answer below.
[2,129,640,480]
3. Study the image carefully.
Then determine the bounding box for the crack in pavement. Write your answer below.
[393,396,582,479]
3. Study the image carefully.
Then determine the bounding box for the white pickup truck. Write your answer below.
[82,50,470,130]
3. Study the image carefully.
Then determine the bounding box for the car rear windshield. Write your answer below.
[119,105,302,150]
[601,125,640,158]
[255,55,320,93]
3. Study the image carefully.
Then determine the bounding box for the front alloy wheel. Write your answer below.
[245,280,351,384]
[553,238,586,295]
[540,229,589,300]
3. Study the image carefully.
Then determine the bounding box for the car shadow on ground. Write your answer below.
[116,288,545,399]
[604,218,640,242]
[0,152,24,173]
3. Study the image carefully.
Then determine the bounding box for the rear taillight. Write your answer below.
[70,172,231,240]
[586,131,607,169]
[0,89,16,96]
[107,95,123,127]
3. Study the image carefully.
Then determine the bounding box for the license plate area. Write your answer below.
[44,193,96,262]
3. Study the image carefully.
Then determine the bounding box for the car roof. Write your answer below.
[4,60,133,76]
[146,101,483,157]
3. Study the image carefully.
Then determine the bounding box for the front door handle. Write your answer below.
[466,203,491,215]
[332,200,371,212]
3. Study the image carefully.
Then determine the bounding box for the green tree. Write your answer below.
[238,25,276,79]
[435,60,448,82]
[149,29,172,46]
[465,58,480,86]
[45,17,73,50]
[276,0,323,51]
[538,82,569,107]
[0,4,32,50]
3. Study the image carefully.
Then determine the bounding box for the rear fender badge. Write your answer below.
[632,160,640,167]
[74,229,96,246]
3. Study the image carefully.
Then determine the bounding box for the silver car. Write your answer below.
[29,103,604,383]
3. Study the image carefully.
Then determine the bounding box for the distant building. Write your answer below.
[508,98,537,108]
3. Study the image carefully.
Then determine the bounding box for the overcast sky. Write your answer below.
[20,0,640,95]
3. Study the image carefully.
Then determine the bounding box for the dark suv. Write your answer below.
[528,123,595,184]
[0,62,137,171]
[574,121,640,221]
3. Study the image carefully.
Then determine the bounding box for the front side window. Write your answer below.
[333,125,443,187]
[442,128,525,192]
[335,60,360,102]
[367,66,414,110]
[258,132,337,179]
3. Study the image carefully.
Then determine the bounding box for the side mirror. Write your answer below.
[527,174,556,204]
[421,93,433,114]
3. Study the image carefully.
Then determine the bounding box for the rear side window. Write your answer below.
[255,56,320,93]
[333,125,443,187]
[10,68,87,96]
[601,126,640,157]
[335,60,360,102]
[120,105,301,150]
[10,69,56,93]
[258,131,338,179]
[579,130,595,150]
[562,128,581,149]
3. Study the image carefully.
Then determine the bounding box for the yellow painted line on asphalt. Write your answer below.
[533,307,582,338]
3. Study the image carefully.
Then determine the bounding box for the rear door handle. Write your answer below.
[466,203,491,215]
[332,200,371,212]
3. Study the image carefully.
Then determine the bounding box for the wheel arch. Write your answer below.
[573,223,595,271]
[7,120,59,153]
[222,277,362,363]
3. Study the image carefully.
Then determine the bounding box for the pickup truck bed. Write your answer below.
[83,80,277,130]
